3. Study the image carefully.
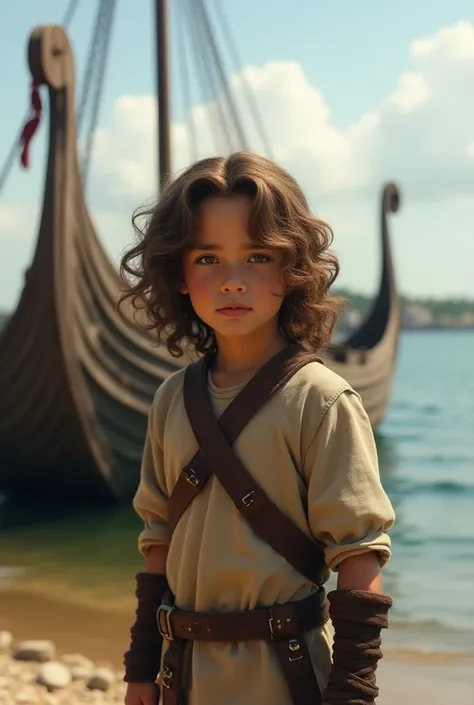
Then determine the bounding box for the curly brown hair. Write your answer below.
[119,151,341,357]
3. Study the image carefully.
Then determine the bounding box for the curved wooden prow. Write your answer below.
[0,26,117,498]
[345,183,400,349]
[320,183,401,426]
[0,25,181,500]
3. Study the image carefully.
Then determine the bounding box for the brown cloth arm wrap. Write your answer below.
[322,590,392,705]
[123,572,169,683]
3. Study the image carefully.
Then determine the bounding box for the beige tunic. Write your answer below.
[133,360,395,705]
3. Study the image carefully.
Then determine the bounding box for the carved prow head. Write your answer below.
[28,25,74,90]
[380,181,401,279]
[340,180,402,352]
[382,182,400,218]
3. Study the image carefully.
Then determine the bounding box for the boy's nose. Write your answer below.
[220,279,247,294]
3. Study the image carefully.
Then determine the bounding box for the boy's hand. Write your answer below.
[124,682,160,705]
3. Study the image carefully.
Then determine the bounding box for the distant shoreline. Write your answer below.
[333,288,474,332]
[336,325,474,335]
[402,326,474,332]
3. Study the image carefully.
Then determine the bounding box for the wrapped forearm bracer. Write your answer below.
[123,572,169,683]
[322,590,392,705]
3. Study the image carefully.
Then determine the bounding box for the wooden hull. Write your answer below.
[0,27,400,501]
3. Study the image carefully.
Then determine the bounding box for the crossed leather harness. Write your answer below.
[157,344,329,705]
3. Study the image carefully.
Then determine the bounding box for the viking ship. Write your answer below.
[0,1,401,501]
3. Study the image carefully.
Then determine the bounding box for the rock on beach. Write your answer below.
[0,631,126,705]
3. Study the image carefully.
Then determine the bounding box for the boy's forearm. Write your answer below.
[336,551,382,592]
[323,551,391,705]
[145,544,169,574]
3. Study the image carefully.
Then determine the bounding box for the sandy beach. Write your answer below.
[1,588,473,705]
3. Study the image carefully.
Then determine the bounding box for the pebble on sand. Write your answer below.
[86,667,116,692]
[0,631,127,704]
[13,640,56,663]
[36,662,72,690]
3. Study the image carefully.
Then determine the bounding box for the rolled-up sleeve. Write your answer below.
[303,389,395,571]
[133,400,170,556]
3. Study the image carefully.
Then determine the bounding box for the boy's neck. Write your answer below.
[212,328,288,387]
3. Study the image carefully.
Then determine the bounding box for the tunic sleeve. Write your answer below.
[132,399,171,556]
[303,388,395,571]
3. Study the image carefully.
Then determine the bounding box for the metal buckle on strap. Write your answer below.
[268,616,277,639]
[268,615,287,639]
[184,467,199,487]
[161,664,173,689]
[157,604,175,641]
[241,490,256,507]
[288,639,303,661]
[269,603,300,641]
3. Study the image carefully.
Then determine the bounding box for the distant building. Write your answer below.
[458,312,474,328]
[403,304,434,329]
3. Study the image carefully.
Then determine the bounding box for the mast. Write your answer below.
[155,0,171,191]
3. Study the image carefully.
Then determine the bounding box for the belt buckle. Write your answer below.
[157,604,175,641]
[268,616,276,639]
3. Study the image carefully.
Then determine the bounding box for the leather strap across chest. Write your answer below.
[168,342,315,534]
[161,344,327,705]
[168,343,326,586]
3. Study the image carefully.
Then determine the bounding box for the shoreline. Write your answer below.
[1,588,474,705]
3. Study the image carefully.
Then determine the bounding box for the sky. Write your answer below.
[1,0,474,310]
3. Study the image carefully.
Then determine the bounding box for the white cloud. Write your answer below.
[386,72,430,112]
[0,206,19,234]
[86,20,474,214]
[0,204,36,240]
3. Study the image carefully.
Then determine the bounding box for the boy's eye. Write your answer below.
[194,253,271,265]
[196,255,218,265]
[249,253,271,263]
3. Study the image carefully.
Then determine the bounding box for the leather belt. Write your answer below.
[157,588,327,643]
[158,589,328,705]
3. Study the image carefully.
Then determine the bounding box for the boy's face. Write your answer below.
[181,195,285,341]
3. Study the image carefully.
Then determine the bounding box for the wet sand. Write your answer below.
[377,658,474,705]
[1,588,473,704]
[0,589,132,668]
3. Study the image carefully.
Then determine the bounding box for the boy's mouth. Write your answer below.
[217,303,252,316]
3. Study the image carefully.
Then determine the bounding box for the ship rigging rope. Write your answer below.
[177,0,198,162]
[0,0,273,200]
[77,0,113,137]
[182,0,234,154]
[63,0,81,28]
[180,0,272,162]
[196,0,249,151]
[80,0,118,183]
[211,0,273,159]
[0,0,81,198]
